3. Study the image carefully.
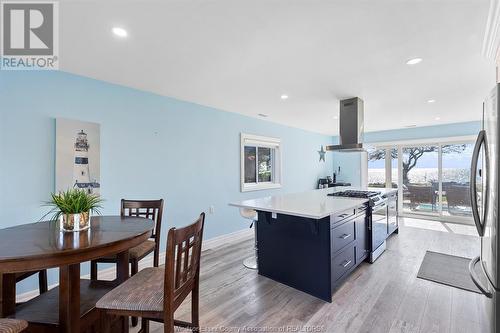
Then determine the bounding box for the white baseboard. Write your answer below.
[16,227,253,303]
[202,227,253,251]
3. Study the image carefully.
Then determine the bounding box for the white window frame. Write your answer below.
[240,133,282,192]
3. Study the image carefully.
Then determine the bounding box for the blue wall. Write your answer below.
[332,152,367,187]
[0,70,333,293]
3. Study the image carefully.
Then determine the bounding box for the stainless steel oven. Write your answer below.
[370,200,388,263]
[328,189,395,263]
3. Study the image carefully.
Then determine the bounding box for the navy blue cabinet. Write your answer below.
[256,204,369,302]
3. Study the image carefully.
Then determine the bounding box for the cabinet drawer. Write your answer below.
[332,244,356,282]
[331,208,356,225]
[331,220,355,253]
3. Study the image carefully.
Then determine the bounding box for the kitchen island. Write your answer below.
[230,187,395,302]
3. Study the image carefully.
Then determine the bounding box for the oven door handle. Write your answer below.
[372,202,388,211]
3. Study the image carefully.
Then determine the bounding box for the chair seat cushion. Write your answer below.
[96,267,164,313]
[0,319,28,333]
[129,240,156,259]
[99,240,156,261]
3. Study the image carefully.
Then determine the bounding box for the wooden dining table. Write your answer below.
[0,216,154,333]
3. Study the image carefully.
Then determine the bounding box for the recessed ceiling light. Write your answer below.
[405,125,417,128]
[427,99,436,103]
[435,116,441,121]
[258,113,268,118]
[406,57,423,65]
[112,27,128,38]
[334,116,338,120]
[280,94,289,100]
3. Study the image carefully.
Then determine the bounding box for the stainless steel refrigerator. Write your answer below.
[469,83,500,333]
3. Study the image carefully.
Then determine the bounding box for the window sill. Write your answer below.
[241,183,282,192]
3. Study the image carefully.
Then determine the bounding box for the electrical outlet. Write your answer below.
[209,205,215,214]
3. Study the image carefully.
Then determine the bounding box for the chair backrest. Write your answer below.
[121,199,164,244]
[407,185,433,203]
[446,185,470,207]
[164,212,205,312]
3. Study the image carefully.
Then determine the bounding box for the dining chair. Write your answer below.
[90,199,164,279]
[0,318,28,332]
[444,184,471,216]
[407,184,435,211]
[96,212,205,333]
[91,199,164,326]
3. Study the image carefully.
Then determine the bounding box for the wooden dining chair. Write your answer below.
[0,318,28,332]
[91,199,164,279]
[91,199,164,326]
[96,212,205,333]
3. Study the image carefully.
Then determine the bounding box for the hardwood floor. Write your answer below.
[131,217,486,333]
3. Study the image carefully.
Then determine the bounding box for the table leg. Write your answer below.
[116,251,130,333]
[0,273,16,317]
[116,251,129,283]
[59,264,80,333]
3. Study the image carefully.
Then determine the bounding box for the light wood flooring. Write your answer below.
[132,217,487,333]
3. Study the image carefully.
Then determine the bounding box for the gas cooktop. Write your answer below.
[327,190,381,198]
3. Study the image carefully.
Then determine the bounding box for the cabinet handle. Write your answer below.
[341,260,352,268]
[340,233,352,239]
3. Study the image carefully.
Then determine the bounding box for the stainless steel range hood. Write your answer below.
[326,97,365,152]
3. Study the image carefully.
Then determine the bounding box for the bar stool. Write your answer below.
[240,208,258,270]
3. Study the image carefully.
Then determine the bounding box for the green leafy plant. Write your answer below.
[42,189,103,221]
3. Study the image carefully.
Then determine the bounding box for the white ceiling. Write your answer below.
[59,0,496,135]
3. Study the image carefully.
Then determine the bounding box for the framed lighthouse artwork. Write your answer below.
[55,118,101,195]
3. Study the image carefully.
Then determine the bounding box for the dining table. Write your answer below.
[0,215,154,333]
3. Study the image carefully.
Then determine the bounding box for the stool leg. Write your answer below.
[243,220,258,270]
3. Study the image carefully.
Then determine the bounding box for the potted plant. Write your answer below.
[45,189,103,232]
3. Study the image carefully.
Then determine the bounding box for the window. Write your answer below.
[241,133,281,192]
[367,136,475,224]
[367,147,386,188]
[367,147,398,189]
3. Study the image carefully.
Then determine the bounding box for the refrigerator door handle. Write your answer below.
[469,256,493,298]
[470,130,488,236]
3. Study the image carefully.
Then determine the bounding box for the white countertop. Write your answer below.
[228,188,365,220]
[229,186,398,220]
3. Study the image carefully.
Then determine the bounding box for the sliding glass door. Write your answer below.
[368,139,475,223]
[441,143,474,218]
[402,145,439,217]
